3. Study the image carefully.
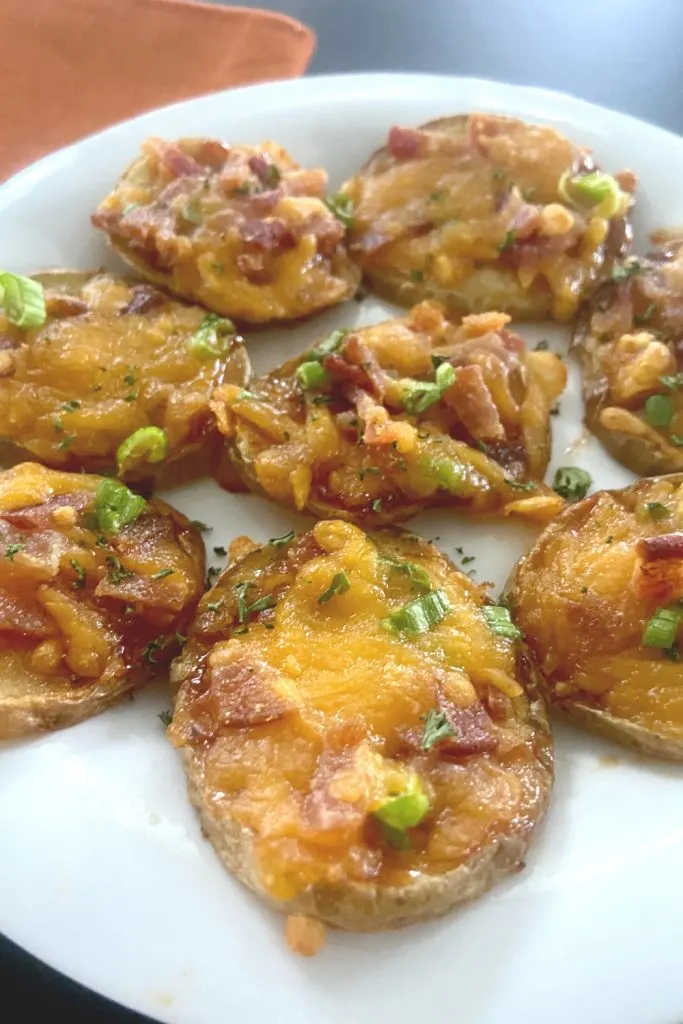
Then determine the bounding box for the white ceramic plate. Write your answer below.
[1,73,682,1024]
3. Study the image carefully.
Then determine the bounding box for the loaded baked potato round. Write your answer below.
[574,240,683,475]
[342,113,634,321]
[508,474,683,759]
[0,271,249,486]
[169,520,552,932]
[92,137,360,324]
[211,301,566,524]
[0,463,205,739]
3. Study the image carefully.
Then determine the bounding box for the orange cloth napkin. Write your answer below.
[1,0,315,180]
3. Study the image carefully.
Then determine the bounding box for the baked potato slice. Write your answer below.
[342,113,634,322]
[0,270,249,487]
[0,462,205,739]
[508,474,683,759]
[212,301,567,524]
[574,241,683,475]
[92,137,360,324]
[169,520,552,933]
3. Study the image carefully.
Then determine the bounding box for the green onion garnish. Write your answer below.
[374,776,430,833]
[296,360,328,389]
[643,502,670,521]
[498,229,516,251]
[421,708,456,751]
[234,581,276,622]
[382,557,431,592]
[644,394,675,427]
[402,361,455,415]
[116,426,168,475]
[307,328,348,363]
[421,454,464,493]
[0,271,46,329]
[190,313,236,358]
[558,171,628,219]
[552,466,592,502]
[381,589,450,635]
[5,539,25,561]
[151,568,175,580]
[643,607,683,649]
[269,530,296,548]
[318,570,351,604]
[660,373,683,390]
[95,479,146,534]
[611,261,644,283]
[482,604,523,641]
[324,193,354,229]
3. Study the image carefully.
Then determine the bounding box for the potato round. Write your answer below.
[92,137,360,324]
[0,462,205,739]
[212,301,566,525]
[169,520,552,931]
[574,241,683,475]
[343,113,634,322]
[508,474,683,759]
[0,271,249,486]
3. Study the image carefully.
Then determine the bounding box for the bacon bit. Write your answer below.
[1,493,89,531]
[285,915,326,958]
[638,532,683,561]
[302,747,366,835]
[95,572,190,614]
[239,218,296,250]
[436,685,498,757]
[443,364,506,440]
[157,142,203,179]
[342,336,386,396]
[292,212,344,254]
[236,252,269,284]
[323,353,377,394]
[204,650,293,728]
[387,125,425,160]
[615,169,637,194]
[352,389,416,452]
[0,588,54,637]
[45,295,89,318]
[286,533,324,571]
[498,328,526,355]
[120,285,166,316]
[248,154,275,185]
[590,288,634,337]
[457,311,512,340]
[481,685,514,722]
[239,188,283,215]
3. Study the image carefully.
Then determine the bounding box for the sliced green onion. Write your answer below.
[190,313,236,358]
[558,170,628,219]
[95,479,146,534]
[421,708,456,751]
[324,192,354,229]
[660,373,683,390]
[382,557,431,592]
[421,454,464,493]
[116,426,168,475]
[643,502,670,521]
[0,271,46,329]
[505,478,537,492]
[644,394,675,428]
[643,607,683,649]
[374,775,430,831]
[402,361,455,415]
[381,589,450,635]
[552,466,592,502]
[498,229,516,251]
[318,570,351,604]
[378,823,412,850]
[671,435,683,447]
[234,581,276,622]
[482,604,523,641]
[296,360,328,389]
[151,568,175,580]
[611,261,643,283]
[307,328,348,362]
[270,530,296,548]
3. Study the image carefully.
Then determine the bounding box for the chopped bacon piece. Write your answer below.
[633,557,683,604]
[590,286,634,337]
[387,125,425,160]
[638,533,683,561]
[204,652,293,728]
[239,188,283,215]
[443,364,506,440]
[248,154,276,185]
[158,143,204,179]
[0,588,54,637]
[342,336,386,396]
[0,494,90,532]
[195,140,231,171]
[236,252,269,284]
[120,285,166,317]
[239,218,296,251]
[436,686,498,757]
[283,167,328,198]
[292,212,344,254]
[286,533,324,571]
[95,572,190,614]
[323,353,377,394]
[351,389,415,451]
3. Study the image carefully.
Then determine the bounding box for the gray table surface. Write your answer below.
[2,1,681,1021]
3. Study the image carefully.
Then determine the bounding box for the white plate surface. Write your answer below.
[1,73,682,1024]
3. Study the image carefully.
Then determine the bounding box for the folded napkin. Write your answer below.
[1,0,315,180]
